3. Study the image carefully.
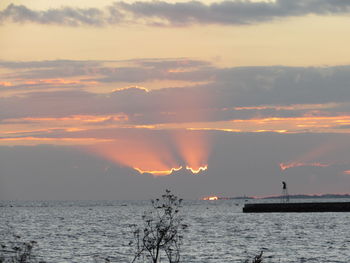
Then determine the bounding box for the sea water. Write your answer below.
[1,199,350,263]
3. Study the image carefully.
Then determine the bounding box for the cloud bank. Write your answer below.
[2,59,350,128]
[2,0,350,27]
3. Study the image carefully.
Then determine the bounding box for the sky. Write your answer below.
[1,0,350,200]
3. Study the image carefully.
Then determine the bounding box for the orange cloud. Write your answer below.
[2,128,54,135]
[24,78,96,85]
[279,138,347,172]
[187,127,242,132]
[169,115,350,134]
[0,81,13,87]
[280,162,331,171]
[0,137,112,146]
[231,116,350,128]
[21,114,128,123]
[139,114,350,135]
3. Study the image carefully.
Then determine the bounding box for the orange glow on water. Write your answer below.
[202,196,218,200]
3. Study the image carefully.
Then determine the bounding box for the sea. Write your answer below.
[1,198,350,263]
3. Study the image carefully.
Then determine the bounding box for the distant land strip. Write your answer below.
[215,194,350,200]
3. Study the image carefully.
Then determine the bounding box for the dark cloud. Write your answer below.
[205,65,350,107]
[0,59,101,69]
[2,0,350,27]
[138,59,210,69]
[0,58,210,81]
[123,0,350,26]
[0,4,108,26]
[334,124,350,129]
[0,59,103,81]
[0,90,96,120]
[3,60,350,106]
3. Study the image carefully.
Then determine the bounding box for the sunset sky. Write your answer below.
[2,0,350,200]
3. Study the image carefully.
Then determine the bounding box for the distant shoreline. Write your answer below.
[218,193,350,200]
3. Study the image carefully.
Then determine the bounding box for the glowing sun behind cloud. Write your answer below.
[172,130,211,173]
[85,129,211,176]
[88,135,179,176]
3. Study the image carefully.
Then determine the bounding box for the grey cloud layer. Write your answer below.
[117,0,350,26]
[2,132,350,200]
[0,58,209,81]
[0,4,107,26]
[2,0,350,27]
[2,60,350,124]
[0,60,101,69]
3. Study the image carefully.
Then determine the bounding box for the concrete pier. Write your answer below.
[243,202,350,213]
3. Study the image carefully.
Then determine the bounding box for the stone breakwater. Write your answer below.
[243,202,350,213]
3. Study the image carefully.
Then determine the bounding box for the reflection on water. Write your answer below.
[1,199,350,263]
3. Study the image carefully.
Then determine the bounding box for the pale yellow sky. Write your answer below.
[1,1,350,67]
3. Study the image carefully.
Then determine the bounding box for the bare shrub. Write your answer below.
[130,189,187,263]
[0,235,45,263]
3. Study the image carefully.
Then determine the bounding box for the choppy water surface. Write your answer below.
[1,199,350,263]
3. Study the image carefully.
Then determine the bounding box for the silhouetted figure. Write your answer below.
[281,181,289,203]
